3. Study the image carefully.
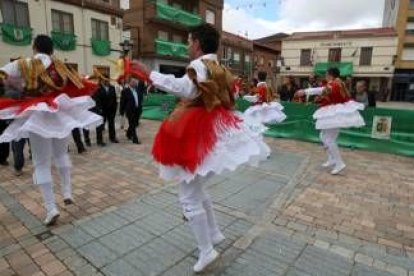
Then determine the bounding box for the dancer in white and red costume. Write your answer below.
[243,71,286,124]
[296,68,365,175]
[132,24,270,273]
[0,35,102,225]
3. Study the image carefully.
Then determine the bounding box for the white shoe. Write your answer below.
[321,160,335,168]
[211,232,226,245]
[331,163,346,175]
[193,249,219,273]
[44,209,60,226]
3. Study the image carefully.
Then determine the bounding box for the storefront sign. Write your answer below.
[320,42,352,47]
[371,116,392,139]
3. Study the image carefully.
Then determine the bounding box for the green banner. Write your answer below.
[142,95,414,158]
[156,2,203,27]
[0,24,32,46]
[155,39,188,59]
[314,62,353,77]
[91,39,111,56]
[51,31,77,51]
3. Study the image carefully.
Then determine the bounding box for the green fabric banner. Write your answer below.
[0,24,32,46]
[155,39,188,59]
[91,39,111,56]
[51,31,77,51]
[142,95,414,158]
[314,62,353,76]
[156,2,203,27]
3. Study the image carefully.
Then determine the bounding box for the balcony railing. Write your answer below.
[155,2,203,27]
[155,39,188,59]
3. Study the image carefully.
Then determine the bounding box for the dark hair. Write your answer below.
[252,78,258,86]
[327,67,340,78]
[33,35,54,55]
[257,71,267,82]
[189,23,220,54]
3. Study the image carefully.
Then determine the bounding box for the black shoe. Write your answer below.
[0,160,9,166]
[64,198,74,205]
[132,140,141,144]
[77,146,86,154]
[110,139,119,143]
[85,140,92,147]
[97,142,106,147]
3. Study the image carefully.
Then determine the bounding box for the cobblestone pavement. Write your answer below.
[0,120,414,275]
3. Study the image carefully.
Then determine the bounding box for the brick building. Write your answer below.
[0,0,124,77]
[124,0,223,77]
[220,31,253,80]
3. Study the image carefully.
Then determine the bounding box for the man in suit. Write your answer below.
[94,78,119,144]
[120,78,145,144]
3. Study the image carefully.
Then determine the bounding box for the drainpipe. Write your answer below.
[81,0,88,75]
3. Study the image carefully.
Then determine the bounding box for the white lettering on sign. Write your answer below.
[320,42,353,47]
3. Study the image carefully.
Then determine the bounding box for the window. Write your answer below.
[328,48,341,62]
[360,47,373,66]
[206,9,215,25]
[1,0,29,27]
[300,49,312,66]
[402,44,414,60]
[52,10,74,33]
[410,0,414,9]
[233,52,240,63]
[93,65,110,77]
[406,19,414,35]
[91,19,109,40]
[158,30,169,41]
[245,55,250,63]
[172,34,183,43]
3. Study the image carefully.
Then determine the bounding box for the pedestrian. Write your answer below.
[71,128,89,153]
[94,78,119,144]
[0,35,102,225]
[295,67,365,175]
[120,78,145,144]
[132,23,270,273]
[355,80,369,108]
[279,76,297,101]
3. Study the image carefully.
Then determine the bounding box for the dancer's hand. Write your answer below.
[295,89,305,97]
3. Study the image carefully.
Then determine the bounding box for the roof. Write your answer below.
[285,27,397,41]
[253,41,280,53]
[254,33,289,42]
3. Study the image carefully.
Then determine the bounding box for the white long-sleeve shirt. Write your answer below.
[304,87,324,96]
[149,54,217,99]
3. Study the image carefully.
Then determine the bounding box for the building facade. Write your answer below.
[0,0,125,77]
[220,31,253,80]
[383,0,414,101]
[280,28,398,100]
[124,0,223,77]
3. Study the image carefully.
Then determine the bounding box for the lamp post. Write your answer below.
[119,39,133,58]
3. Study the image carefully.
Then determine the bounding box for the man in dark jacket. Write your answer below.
[120,78,145,144]
[94,78,119,144]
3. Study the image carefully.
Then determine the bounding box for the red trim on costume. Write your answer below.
[117,58,151,84]
[318,80,351,107]
[152,106,241,173]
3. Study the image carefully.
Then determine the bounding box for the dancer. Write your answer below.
[243,71,286,124]
[131,24,270,273]
[295,67,365,175]
[0,35,102,225]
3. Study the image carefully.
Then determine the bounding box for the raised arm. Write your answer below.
[304,87,324,96]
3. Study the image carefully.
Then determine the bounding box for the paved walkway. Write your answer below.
[0,120,414,275]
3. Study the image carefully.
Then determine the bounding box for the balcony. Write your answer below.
[146,2,203,27]
[155,39,188,59]
[0,23,32,46]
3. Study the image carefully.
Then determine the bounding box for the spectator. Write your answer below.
[355,80,369,108]
[279,76,297,101]
[120,78,145,144]
[94,78,119,144]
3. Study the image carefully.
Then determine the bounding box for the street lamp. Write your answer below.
[119,39,133,58]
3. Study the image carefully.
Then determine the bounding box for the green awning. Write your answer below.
[314,62,353,77]
[91,39,111,56]
[0,24,32,46]
[156,2,203,27]
[51,31,77,51]
[155,39,188,59]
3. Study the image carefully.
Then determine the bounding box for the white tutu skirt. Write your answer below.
[158,112,271,183]
[0,94,103,142]
[313,101,365,130]
[243,102,287,124]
